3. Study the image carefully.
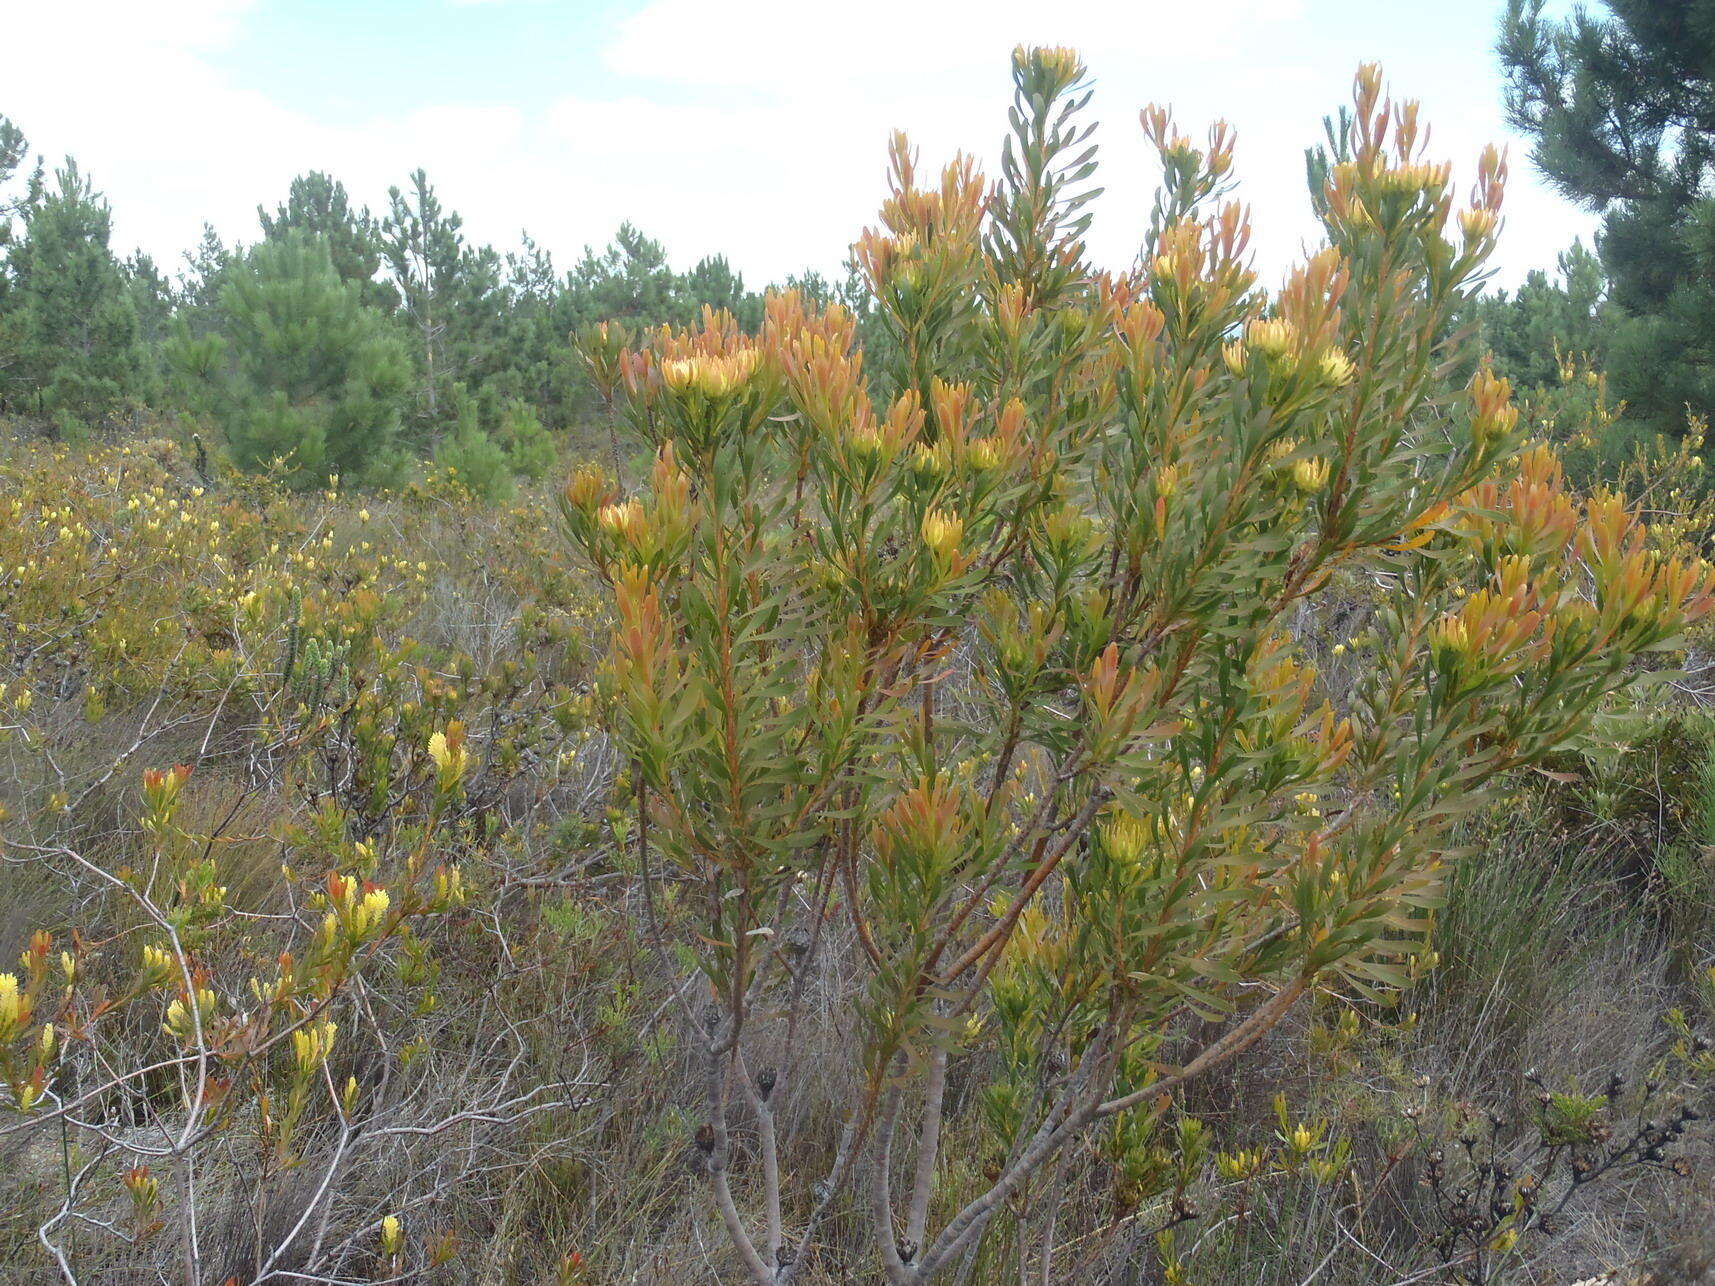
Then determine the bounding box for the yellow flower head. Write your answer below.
[1004,901,1054,970]
[1246,317,1298,360]
[565,463,610,513]
[1099,810,1150,868]
[910,442,950,479]
[0,973,25,1035]
[596,499,645,543]
[163,997,193,1041]
[921,508,965,561]
[428,723,471,786]
[1431,614,1472,664]
[1290,458,1332,494]
[1458,207,1498,245]
[1316,348,1355,388]
[967,437,1003,472]
[1468,367,1518,445]
[292,1019,337,1073]
[660,349,760,399]
[360,888,390,927]
[433,865,467,909]
[1216,1148,1265,1181]
[1016,44,1084,88]
[660,358,700,392]
[696,348,761,398]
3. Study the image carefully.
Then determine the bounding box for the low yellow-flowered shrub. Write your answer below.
[0,432,617,1280]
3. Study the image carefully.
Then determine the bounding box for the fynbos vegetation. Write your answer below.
[4,31,1715,1286]
[556,51,1713,1284]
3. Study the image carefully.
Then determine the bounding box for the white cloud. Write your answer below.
[2,0,1594,290]
[605,0,1307,89]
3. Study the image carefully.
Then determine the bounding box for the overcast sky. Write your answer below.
[7,0,1595,292]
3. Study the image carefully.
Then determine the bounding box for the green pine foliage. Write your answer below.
[1468,240,1609,387]
[382,168,505,434]
[434,391,515,502]
[2,162,144,431]
[0,104,895,485]
[169,231,411,486]
[0,113,27,247]
[489,234,570,414]
[0,114,30,407]
[176,223,233,317]
[562,222,683,326]
[1501,0,1715,432]
[125,251,175,406]
[260,171,395,312]
[499,396,556,480]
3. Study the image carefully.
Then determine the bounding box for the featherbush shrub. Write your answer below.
[558,50,1715,1284]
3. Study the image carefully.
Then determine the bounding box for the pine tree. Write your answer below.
[497,395,555,479]
[126,251,175,406]
[563,223,680,326]
[1501,0,1715,431]
[3,161,144,430]
[1469,241,1609,389]
[490,233,579,423]
[380,169,503,433]
[680,253,763,330]
[177,223,233,315]
[172,231,410,485]
[0,114,30,406]
[0,114,29,248]
[260,172,393,311]
[432,383,513,502]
